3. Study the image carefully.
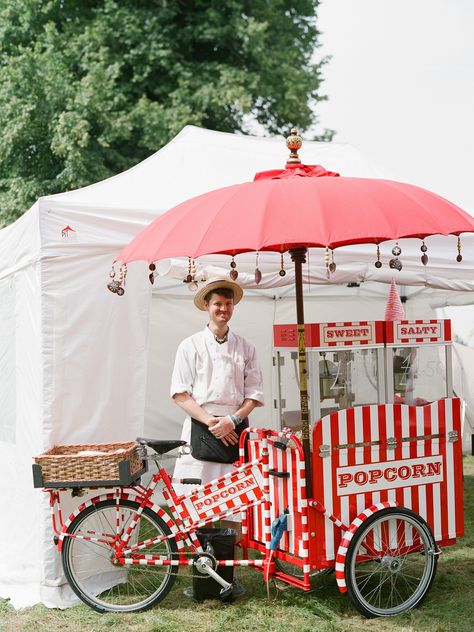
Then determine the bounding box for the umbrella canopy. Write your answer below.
[118,163,474,265]
[113,129,474,498]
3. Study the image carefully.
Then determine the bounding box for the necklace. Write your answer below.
[209,326,229,344]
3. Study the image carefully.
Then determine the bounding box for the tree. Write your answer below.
[0,0,331,225]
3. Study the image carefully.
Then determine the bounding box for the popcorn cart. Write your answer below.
[243,317,462,616]
[36,318,464,618]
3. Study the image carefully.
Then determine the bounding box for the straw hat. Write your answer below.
[193,276,244,311]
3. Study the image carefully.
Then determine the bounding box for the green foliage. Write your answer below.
[0,0,330,226]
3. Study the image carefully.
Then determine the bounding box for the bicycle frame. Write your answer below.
[48,428,292,576]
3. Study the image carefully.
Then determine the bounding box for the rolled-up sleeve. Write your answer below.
[170,340,195,399]
[244,345,264,406]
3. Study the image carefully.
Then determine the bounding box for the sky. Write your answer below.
[316,0,474,212]
[316,1,474,341]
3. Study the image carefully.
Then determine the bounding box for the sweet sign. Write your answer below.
[323,324,373,344]
[274,321,384,348]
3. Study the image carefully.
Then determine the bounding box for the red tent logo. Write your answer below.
[61,225,76,238]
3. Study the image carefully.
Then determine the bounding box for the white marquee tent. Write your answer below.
[1,125,473,608]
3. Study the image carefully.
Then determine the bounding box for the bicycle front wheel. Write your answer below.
[345,507,437,617]
[62,498,178,612]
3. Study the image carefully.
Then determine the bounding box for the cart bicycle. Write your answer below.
[36,396,464,618]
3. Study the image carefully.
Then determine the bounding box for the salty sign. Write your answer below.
[336,455,444,496]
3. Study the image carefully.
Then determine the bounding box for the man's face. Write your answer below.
[205,292,234,326]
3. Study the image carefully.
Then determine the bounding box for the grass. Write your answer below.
[1,456,473,632]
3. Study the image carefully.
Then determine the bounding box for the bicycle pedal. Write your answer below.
[219,584,234,601]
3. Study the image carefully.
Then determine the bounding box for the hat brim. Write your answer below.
[193,278,244,311]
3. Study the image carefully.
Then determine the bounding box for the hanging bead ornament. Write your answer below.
[389,242,403,271]
[107,265,121,293]
[420,241,428,266]
[324,247,331,279]
[456,236,463,262]
[328,249,336,274]
[374,244,382,269]
[184,257,193,283]
[116,266,126,295]
[229,255,239,280]
[107,279,119,293]
[254,252,262,284]
[279,252,286,277]
[149,262,156,285]
[188,260,198,291]
[182,257,198,290]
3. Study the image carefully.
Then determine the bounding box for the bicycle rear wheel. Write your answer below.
[345,507,437,617]
[62,498,178,612]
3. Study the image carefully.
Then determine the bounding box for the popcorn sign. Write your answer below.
[336,455,444,496]
[188,467,264,520]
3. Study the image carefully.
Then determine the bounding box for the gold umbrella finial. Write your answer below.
[286,127,302,164]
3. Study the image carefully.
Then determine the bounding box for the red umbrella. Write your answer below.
[119,163,474,262]
[112,129,474,497]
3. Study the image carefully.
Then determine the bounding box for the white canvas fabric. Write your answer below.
[0,125,473,609]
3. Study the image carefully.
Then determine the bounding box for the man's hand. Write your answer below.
[208,417,239,446]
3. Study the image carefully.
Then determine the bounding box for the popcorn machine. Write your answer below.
[273,321,386,429]
[385,319,453,405]
[273,319,454,430]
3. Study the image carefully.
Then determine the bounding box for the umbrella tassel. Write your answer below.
[279,252,286,277]
[389,242,403,271]
[254,252,262,284]
[421,241,428,265]
[230,255,239,280]
[324,247,330,279]
[456,236,462,262]
[184,258,198,291]
[375,244,382,269]
[329,249,336,273]
[149,262,156,284]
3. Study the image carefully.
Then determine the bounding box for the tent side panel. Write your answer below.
[0,202,41,281]
[0,265,43,608]
[38,251,151,607]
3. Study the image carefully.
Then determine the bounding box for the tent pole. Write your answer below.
[289,247,313,498]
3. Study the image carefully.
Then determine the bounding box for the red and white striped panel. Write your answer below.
[58,491,185,552]
[318,321,384,348]
[247,439,306,557]
[385,319,452,345]
[311,398,464,567]
[181,464,264,523]
[334,501,398,592]
[273,322,384,349]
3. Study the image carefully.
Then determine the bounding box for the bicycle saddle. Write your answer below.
[136,437,186,455]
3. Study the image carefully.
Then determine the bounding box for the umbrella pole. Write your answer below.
[289,247,313,498]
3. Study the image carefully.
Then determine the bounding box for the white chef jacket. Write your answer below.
[171,326,264,492]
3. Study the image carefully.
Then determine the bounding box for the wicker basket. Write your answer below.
[34,441,143,485]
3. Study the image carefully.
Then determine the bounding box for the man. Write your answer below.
[171,276,264,491]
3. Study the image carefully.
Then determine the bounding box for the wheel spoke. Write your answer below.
[63,500,178,612]
[347,509,437,617]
